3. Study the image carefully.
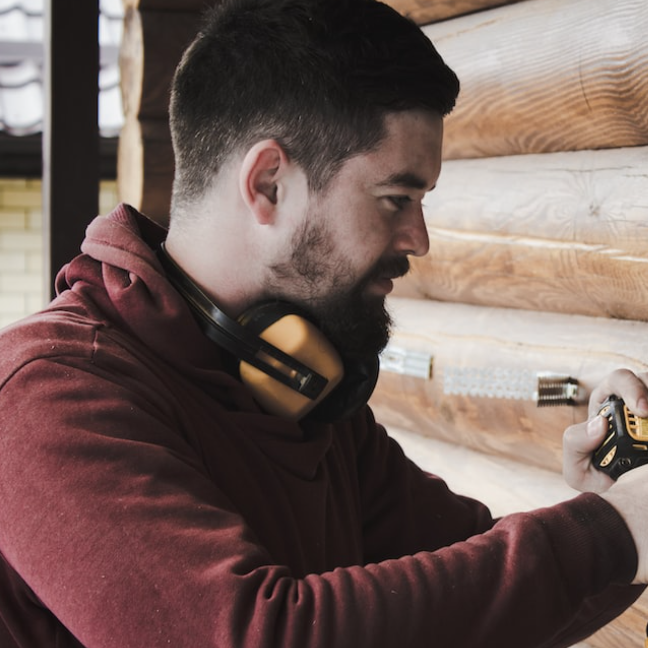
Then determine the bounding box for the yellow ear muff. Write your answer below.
[158,245,365,422]
[239,312,344,420]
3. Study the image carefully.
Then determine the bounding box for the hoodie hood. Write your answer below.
[55,203,225,375]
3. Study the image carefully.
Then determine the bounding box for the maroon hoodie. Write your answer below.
[0,204,642,647]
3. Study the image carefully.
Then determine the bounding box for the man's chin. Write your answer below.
[316,295,392,361]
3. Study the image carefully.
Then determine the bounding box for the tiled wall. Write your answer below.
[0,178,118,328]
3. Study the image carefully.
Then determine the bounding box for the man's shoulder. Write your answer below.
[0,303,106,382]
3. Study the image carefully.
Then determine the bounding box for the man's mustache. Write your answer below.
[369,256,410,283]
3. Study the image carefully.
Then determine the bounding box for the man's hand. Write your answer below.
[586,368,648,420]
[563,369,648,583]
[563,369,648,493]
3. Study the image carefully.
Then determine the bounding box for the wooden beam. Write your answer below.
[120,9,201,121]
[425,0,648,159]
[122,0,207,9]
[394,146,648,320]
[118,0,648,219]
[371,297,648,474]
[43,0,100,298]
[120,0,522,23]
[391,428,578,516]
[118,7,203,222]
[384,0,523,25]
[117,117,174,225]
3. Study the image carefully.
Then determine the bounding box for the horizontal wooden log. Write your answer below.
[117,117,174,225]
[121,0,521,25]
[393,146,648,320]
[370,297,648,474]
[119,7,202,222]
[383,0,523,24]
[587,600,648,648]
[122,0,207,11]
[120,8,201,121]
[390,428,648,648]
[391,427,578,515]
[424,0,648,159]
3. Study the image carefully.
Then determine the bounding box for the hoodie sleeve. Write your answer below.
[0,326,642,648]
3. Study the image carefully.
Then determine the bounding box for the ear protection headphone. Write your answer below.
[158,244,379,422]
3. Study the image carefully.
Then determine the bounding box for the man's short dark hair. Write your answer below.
[169,0,460,212]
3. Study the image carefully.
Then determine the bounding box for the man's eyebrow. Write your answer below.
[377,172,435,191]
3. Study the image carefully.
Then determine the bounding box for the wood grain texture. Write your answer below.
[383,0,522,24]
[586,599,648,648]
[393,146,648,320]
[391,428,648,648]
[119,8,202,220]
[121,8,201,121]
[122,0,520,24]
[391,428,579,515]
[424,0,648,159]
[370,297,648,473]
[117,116,174,224]
[122,0,208,11]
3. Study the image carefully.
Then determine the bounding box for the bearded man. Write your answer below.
[1,1,648,647]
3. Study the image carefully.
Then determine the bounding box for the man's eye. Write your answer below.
[387,196,411,210]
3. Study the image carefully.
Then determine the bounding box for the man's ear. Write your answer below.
[239,140,289,224]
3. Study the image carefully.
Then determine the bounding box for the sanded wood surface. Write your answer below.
[585,601,648,648]
[118,117,174,224]
[384,0,522,24]
[394,146,648,320]
[424,0,648,159]
[122,0,207,10]
[121,0,522,25]
[120,8,200,121]
[390,428,648,648]
[118,0,648,218]
[371,297,648,473]
[119,8,202,221]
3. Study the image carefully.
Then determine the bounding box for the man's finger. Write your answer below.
[588,369,648,418]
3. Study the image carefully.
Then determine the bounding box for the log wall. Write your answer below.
[427,0,648,159]
[118,0,648,645]
[118,4,201,223]
[394,146,648,319]
[374,2,648,645]
[374,298,648,472]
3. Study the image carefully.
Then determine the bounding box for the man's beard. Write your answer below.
[268,218,409,362]
[312,278,393,361]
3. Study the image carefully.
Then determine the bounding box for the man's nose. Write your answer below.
[394,204,430,257]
